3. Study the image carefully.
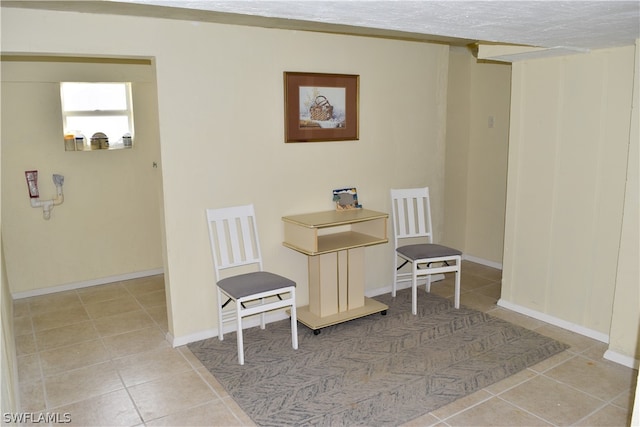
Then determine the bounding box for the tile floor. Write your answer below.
[12,262,638,426]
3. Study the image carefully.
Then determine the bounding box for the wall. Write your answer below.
[445,47,510,266]
[1,247,19,413]
[1,60,164,295]
[1,133,20,414]
[606,40,639,364]
[1,7,450,343]
[501,46,636,354]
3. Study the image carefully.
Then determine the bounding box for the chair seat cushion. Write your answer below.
[218,271,296,299]
[397,243,462,261]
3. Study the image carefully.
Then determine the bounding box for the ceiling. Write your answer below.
[4,1,640,57]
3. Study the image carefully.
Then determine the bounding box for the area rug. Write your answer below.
[188,289,568,426]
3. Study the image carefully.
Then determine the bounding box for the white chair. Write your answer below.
[390,187,462,314]
[205,204,298,365]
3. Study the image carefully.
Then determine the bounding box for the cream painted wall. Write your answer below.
[1,245,19,413]
[1,111,20,412]
[1,8,450,341]
[445,47,510,265]
[444,48,471,251]
[607,40,639,362]
[1,60,163,294]
[502,46,636,344]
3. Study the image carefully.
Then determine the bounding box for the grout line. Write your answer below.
[494,394,558,426]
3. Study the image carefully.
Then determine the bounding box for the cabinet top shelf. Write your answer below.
[282,209,388,229]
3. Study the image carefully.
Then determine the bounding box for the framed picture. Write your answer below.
[333,188,362,210]
[284,72,359,143]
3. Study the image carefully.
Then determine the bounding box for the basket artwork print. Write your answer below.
[284,72,359,143]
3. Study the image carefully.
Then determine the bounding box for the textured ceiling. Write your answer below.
[3,1,639,53]
[118,0,640,50]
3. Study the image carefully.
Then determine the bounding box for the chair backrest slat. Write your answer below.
[206,204,264,279]
[390,187,434,247]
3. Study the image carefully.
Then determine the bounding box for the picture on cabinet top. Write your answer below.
[284,72,359,143]
[333,188,362,210]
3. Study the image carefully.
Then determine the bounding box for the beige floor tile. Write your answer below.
[176,345,203,368]
[401,411,441,427]
[533,324,601,353]
[54,389,142,427]
[429,389,493,420]
[473,282,502,299]
[15,333,37,355]
[459,292,498,312]
[122,275,165,295]
[39,339,109,376]
[221,395,256,426]
[146,399,247,426]
[28,291,83,315]
[114,347,192,386]
[461,261,502,281]
[13,299,30,317]
[544,355,636,400]
[134,289,166,309]
[13,315,34,336]
[31,306,90,332]
[83,295,142,319]
[612,388,636,411]
[145,306,169,332]
[580,341,609,361]
[17,353,42,383]
[499,375,604,425]
[35,321,98,351]
[575,403,631,427]
[483,368,537,395]
[458,274,497,291]
[485,307,546,330]
[527,350,575,373]
[92,309,156,337]
[44,361,124,408]
[19,379,46,413]
[101,326,170,358]
[196,367,229,398]
[127,370,217,421]
[444,396,551,426]
[77,283,127,305]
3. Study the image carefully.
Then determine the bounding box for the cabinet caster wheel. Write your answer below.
[313,329,321,335]
[381,310,387,315]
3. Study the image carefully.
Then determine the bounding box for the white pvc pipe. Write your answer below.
[30,182,64,220]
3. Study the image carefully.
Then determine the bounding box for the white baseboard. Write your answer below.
[169,310,291,347]
[497,298,609,343]
[463,254,503,270]
[603,349,640,370]
[496,298,640,369]
[12,268,165,299]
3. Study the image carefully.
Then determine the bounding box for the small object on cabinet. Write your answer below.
[333,188,361,210]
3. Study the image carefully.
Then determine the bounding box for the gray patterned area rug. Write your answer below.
[188,289,568,426]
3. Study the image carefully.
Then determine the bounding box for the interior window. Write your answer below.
[60,82,134,150]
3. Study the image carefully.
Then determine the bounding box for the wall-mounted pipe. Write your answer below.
[27,173,64,220]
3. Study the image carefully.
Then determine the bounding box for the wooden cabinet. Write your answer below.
[282,209,389,332]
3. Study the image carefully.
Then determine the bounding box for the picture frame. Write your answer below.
[333,188,362,210]
[284,72,359,143]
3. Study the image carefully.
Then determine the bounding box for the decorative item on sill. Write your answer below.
[333,187,362,211]
[91,132,108,150]
[75,133,86,151]
[122,133,132,148]
[64,133,75,151]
